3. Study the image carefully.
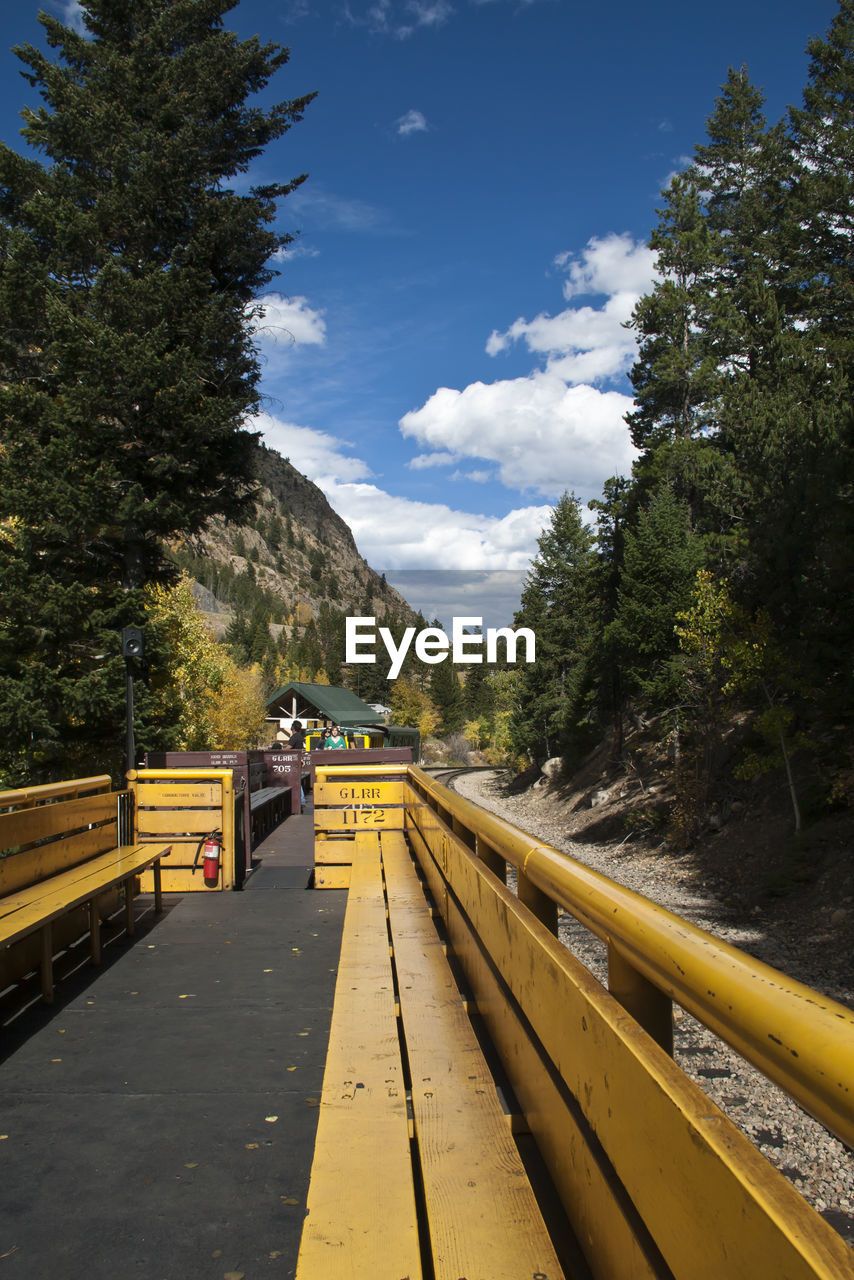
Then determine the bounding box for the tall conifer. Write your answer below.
[0,1,314,782]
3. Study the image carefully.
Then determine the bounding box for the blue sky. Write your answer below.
[0,0,840,625]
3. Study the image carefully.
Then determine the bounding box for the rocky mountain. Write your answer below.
[171,440,418,642]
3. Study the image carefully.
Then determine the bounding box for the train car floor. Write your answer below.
[0,806,346,1279]
[246,797,316,890]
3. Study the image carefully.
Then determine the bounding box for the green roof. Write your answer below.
[265,681,385,725]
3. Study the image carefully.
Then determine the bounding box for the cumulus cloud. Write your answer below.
[249,294,326,347]
[403,232,656,498]
[396,109,429,136]
[252,412,550,574]
[400,373,636,497]
[322,481,551,571]
[486,233,656,381]
[254,414,370,485]
[554,233,657,301]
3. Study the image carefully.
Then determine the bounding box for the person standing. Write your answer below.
[325,724,348,749]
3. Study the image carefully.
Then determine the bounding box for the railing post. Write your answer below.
[607,940,673,1055]
[518,869,558,935]
[475,835,507,885]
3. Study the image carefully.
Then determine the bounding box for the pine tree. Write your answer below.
[429,660,466,736]
[512,493,597,763]
[788,0,854,363]
[626,174,722,452]
[0,1,314,782]
[604,487,704,715]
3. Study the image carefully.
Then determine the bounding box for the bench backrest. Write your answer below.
[0,776,122,897]
[130,768,243,892]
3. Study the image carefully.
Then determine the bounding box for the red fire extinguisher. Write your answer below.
[193,829,222,888]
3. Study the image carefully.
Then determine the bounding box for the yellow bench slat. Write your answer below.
[0,791,117,851]
[0,844,168,947]
[382,830,566,1280]
[296,831,422,1280]
[0,824,120,897]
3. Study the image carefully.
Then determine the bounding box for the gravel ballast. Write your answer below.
[450,768,854,1245]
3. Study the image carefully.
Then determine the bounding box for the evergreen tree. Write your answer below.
[512,493,597,763]
[604,488,704,715]
[0,1,313,782]
[788,0,854,363]
[429,660,466,736]
[626,174,722,452]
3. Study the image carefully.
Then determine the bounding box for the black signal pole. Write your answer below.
[121,627,145,777]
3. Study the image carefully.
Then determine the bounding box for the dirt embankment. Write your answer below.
[496,733,854,1006]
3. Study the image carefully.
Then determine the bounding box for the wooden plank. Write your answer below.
[314,807,404,831]
[314,841,354,866]
[313,866,351,889]
[0,792,117,851]
[134,781,222,807]
[296,832,421,1280]
[314,780,404,808]
[404,821,662,1280]
[382,831,565,1280]
[0,823,119,896]
[135,809,223,836]
[0,776,111,812]
[418,818,854,1280]
[0,845,169,948]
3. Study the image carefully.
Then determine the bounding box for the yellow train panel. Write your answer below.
[314,780,404,807]
[315,806,404,832]
[313,866,351,890]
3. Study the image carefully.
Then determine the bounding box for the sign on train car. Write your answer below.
[314,779,404,807]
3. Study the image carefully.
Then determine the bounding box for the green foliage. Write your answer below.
[0,0,313,782]
[512,493,597,764]
[511,8,854,836]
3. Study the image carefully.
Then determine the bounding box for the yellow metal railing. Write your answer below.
[314,762,854,1279]
[406,766,854,1150]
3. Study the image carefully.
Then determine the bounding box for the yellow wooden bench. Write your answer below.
[0,775,169,1003]
[295,827,568,1279]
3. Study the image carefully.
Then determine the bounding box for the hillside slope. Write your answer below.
[172,441,416,638]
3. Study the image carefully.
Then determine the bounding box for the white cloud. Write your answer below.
[347,0,454,38]
[249,294,326,347]
[404,232,656,497]
[487,233,656,382]
[55,1,86,32]
[396,109,429,136]
[487,292,639,383]
[254,414,370,484]
[290,187,388,233]
[409,450,459,470]
[252,412,550,574]
[554,233,656,301]
[322,480,551,571]
[399,373,636,497]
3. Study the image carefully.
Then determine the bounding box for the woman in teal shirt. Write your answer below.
[325,725,348,749]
